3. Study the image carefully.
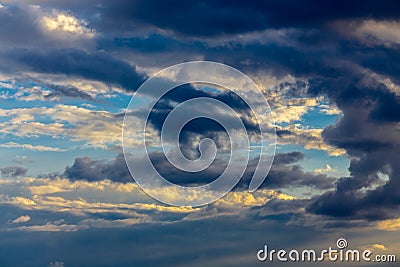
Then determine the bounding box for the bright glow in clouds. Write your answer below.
[376,219,400,231]
[41,12,95,38]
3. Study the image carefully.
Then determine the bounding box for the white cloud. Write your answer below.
[17,222,79,232]
[273,101,313,123]
[11,215,31,224]
[319,104,342,115]
[0,142,65,152]
[1,84,54,102]
[15,217,151,232]
[0,104,122,149]
[314,164,336,174]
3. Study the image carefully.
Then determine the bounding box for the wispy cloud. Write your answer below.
[11,215,31,224]
[0,142,66,152]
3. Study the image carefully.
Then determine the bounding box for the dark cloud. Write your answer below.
[350,46,400,85]
[0,166,28,177]
[149,151,334,190]
[0,3,45,46]
[43,83,93,100]
[273,151,304,165]
[2,49,146,91]
[64,151,334,192]
[21,0,400,37]
[249,198,310,221]
[65,154,131,182]
[265,165,335,190]
[232,152,335,191]
[104,34,336,78]
[147,152,226,186]
[306,71,400,220]
[65,151,228,186]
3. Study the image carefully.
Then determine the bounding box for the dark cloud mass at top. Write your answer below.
[16,0,400,36]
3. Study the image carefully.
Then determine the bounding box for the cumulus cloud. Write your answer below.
[65,154,131,182]
[307,68,400,220]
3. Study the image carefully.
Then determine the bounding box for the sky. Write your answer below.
[0,0,400,266]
